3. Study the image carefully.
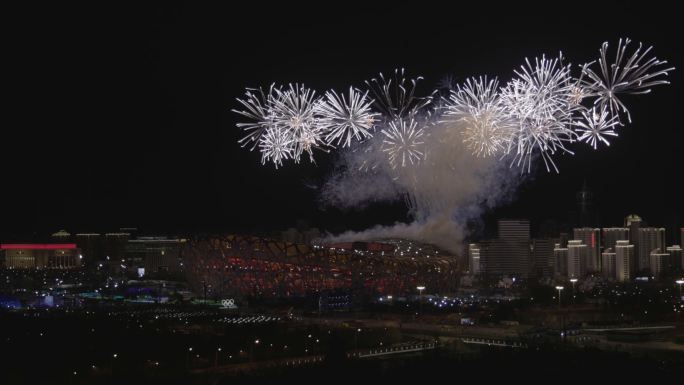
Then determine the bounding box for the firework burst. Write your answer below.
[232,84,279,150]
[317,87,379,148]
[381,117,427,169]
[271,84,325,162]
[442,76,515,157]
[582,38,674,123]
[234,39,672,174]
[365,68,435,120]
[575,105,620,149]
[259,126,294,168]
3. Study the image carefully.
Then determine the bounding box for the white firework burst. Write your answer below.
[500,55,577,173]
[234,38,673,175]
[575,105,620,149]
[508,116,575,173]
[442,76,515,157]
[317,87,379,148]
[507,54,574,118]
[259,126,294,168]
[365,68,435,121]
[232,84,279,150]
[271,84,325,162]
[582,38,674,123]
[381,117,426,168]
[567,63,592,107]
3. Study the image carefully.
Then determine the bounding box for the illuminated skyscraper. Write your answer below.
[573,228,600,272]
[649,249,671,279]
[567,240,589,278]
[638,228,666,272]
[602,227,629,253]
[666,245,683,271]
[479,239,530,278]
[498,219,530,241]
[602,248,617,280]
[615,240,634,282]
[531,238,555,279]
[468,243,481,275]
[554,244,569,278]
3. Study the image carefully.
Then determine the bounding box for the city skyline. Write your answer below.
[2,3,683,383]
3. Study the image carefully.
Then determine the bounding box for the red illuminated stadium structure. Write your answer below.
[184,235,459,299]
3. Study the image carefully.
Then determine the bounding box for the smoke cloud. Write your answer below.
[320,118,526,254]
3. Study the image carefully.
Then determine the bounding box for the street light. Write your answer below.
[569,278,578,304]
[676,279,684,296]
[555,286,564,306]
[416,286,426,315]
[215,347,221,367]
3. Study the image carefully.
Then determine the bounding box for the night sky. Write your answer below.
[3,2,682,241]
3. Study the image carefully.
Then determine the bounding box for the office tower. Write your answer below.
[554,244,569,278]
[531,238,555,279]
[615,240,634,282]
[602,227,629,252]
[573,228,600,272]
[479,238,530,278]
[649,249,671,279]
[638,228,666,272]
[498,219,530,241]
[625,214,642,273]
[567,240,588,278]
[666,245,683,271]
[602,249,617,280]
[468,243,481,275]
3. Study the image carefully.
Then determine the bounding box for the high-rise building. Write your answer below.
[498,219,530,241]
[567,240,589,278]
[625,215,643,227]
[554,244,569,278]
[479,238,530,278]
[531,238,555,279]
[573,228,600,272]
[649,249,671,279]
[666,245,683,271]
[468,243,481,275]
[602,248,617,280]
[602,227,629,253]
[638,228,666,272]
[615,240,634,282]
[625,215,642,273]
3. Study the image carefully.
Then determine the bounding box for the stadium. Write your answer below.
[183,235,459,300]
